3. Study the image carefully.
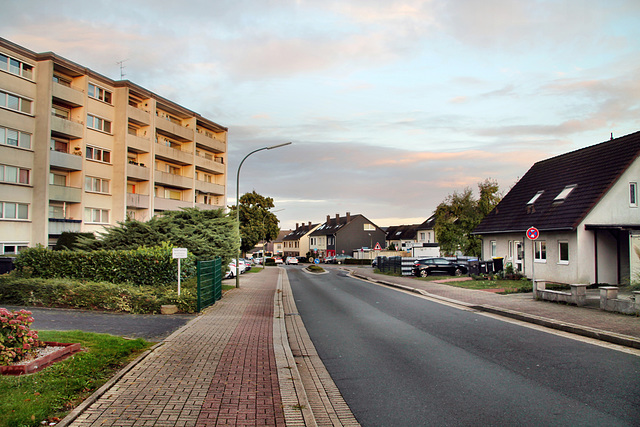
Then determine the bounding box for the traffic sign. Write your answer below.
[374,242,382,251]
[526,227,539,240]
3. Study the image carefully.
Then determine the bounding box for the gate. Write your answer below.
[197,258,222,311]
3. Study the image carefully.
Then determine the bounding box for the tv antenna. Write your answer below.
[116,59,129,80]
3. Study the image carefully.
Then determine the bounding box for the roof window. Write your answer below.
[527,191,544,205]
[554,185,577,202]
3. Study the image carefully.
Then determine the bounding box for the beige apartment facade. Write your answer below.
[0,38,228,254]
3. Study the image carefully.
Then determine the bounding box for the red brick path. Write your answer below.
[196,286,285,427]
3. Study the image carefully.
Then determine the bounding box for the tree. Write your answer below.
[434,179,501,257]
[228,191,280,254]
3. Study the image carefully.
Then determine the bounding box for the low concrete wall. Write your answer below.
[534,281,588,306]
[599,287,640,315]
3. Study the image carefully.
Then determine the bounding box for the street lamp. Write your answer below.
[236,142,292,288]
[263,208,284,270]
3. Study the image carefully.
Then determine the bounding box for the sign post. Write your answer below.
[526,227,539,292]
[172,248,188,296]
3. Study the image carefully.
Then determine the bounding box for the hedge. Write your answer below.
[13,243,195,287]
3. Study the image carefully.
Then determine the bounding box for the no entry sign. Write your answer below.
[527,227,540,240]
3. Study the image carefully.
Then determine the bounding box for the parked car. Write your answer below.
[413,258,468,277]
[334,255,353,264]
[224,262,237,279]
[237,259,248,273]
[274,257,284,265]
[285,257,299,265]
[323,256,335,264]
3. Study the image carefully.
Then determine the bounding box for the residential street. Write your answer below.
[287,266,640,426]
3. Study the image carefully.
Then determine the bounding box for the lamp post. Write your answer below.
[236,142,292,288]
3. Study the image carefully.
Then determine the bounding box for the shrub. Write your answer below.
[0,308,44,366]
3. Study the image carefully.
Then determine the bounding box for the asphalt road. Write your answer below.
[2,305,196,342]
[287,266,640,427]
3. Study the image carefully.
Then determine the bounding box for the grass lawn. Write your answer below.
[0,330,152,427]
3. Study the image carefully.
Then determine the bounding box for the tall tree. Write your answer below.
[228,191,280,253]
[434,179,501,257]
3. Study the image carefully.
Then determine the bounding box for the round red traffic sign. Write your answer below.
[527,227,539,240]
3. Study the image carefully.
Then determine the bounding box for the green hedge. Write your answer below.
[0,276,197,314]
[344,259,374,265]
[13,243,195,287]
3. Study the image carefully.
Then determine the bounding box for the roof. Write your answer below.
[282,223,319,241]
[385,224,422,240]
[473,131,640,235]
[310,214,377,236]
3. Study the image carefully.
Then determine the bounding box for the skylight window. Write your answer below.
[527,191,544,205]
[554,185,577,202]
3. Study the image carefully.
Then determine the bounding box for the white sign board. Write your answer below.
[172,248,188,259]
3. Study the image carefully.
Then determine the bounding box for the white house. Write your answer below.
[473,131,640,285]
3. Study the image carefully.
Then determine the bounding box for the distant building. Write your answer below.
[0,38,228,253]
[309,212,386,258]
[385,215,437,252]
[282,222,320,258]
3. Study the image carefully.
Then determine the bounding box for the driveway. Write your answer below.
[2,305,196,342]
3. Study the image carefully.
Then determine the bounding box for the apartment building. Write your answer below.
[0,38,228,254]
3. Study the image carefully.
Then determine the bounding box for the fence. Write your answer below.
[197,258,222,311]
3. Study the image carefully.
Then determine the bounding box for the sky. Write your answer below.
[3,0,640,230]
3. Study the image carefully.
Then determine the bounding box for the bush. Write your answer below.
[0,276,197,314]
[0,308,45,366]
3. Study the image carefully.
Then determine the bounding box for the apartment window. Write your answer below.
[49,202,66,219]
[364,223,375,231]
[49,172,67,186]
[85,176,110,194]
[50,137,69,153]
[86,146,111,163]
[127,183,136,194]
[88,83,112,104]
[53,74,72,87]
[0,126,31,149]
[85,208,109,224]
[0,90,32,114]
[534,240,547,262]
[87,114,112,133]
[168,165,180,175]
[0,202,29,220]
[1,243,28,255]
[165,189,181,200]
[0,165,30,185]
[52,104,70,119]
[630,182,638,207]
[0,53,33,79]
[558,241,569,264]
[490,240,497,257]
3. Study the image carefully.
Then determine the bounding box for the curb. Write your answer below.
[350,271,640,350]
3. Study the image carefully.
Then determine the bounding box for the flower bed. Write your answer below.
[0,341,82,375]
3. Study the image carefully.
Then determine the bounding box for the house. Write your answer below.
[385,215,437,252]
[282,222,320,258]
[0,37,228,254]
[473,131,640,285]
[309,212,386,258]
[271,229,291,258]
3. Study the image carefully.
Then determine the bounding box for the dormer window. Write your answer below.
[527,191,544,205]
[554,185,577,203]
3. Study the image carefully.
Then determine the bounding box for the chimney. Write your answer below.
[296,223,299,230]
[326,215,330,224]
[336,213,340,223]
[346,212,351,222]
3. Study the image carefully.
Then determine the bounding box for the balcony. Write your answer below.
[195,180,225,195]
[195,156,224,174]
[127,163,150,181]
[49,184,82,203]
[50,150,83,171]
[127,104,151,126]
[155,143,193,165]
[195,202,224,210]
[195,132,225,153]
[48,218,82,235]
[52,83,84,107]
[51,115,84,139]
[127,193,150,209]
[154,197,193,211]
[154,170,192,189]
[156,116,193,141]
[127,134,151,153]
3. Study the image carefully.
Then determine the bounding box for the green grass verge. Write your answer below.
[0,330,152,427]
[434,278,533,294]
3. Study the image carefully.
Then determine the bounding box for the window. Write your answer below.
[53,74,72,87]
[630,182,638,207]
[88,83,112,104]
[87,114,112,133]
[0,126,31,149]
[49,172,67,186]
[364,224,375,231]
[165,189,181,200]
[490,241,497,257]
[0,53,33,79]
[527,191,544,205]
[554,185,577,202]
[0,202,29,219]
[534,241,547,262]
[85,208,109,224]
[1,243,28,255]
[558,241,569,264]
[508,240,513,259]
[86,146,111,163]
[50,137,69,153]
[49,202,65,219]
[0,165,30,184]
[85,176,110,193]
[52,104,70,119]
[0,90,32,114]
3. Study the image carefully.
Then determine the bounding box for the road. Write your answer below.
[286,266,640,427]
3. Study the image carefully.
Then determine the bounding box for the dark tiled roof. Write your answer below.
[386,224,421,240]
[473,131,640,234]
[282,223,319,241]
[310,215,356,236]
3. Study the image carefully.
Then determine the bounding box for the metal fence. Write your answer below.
[196,258,222,311]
